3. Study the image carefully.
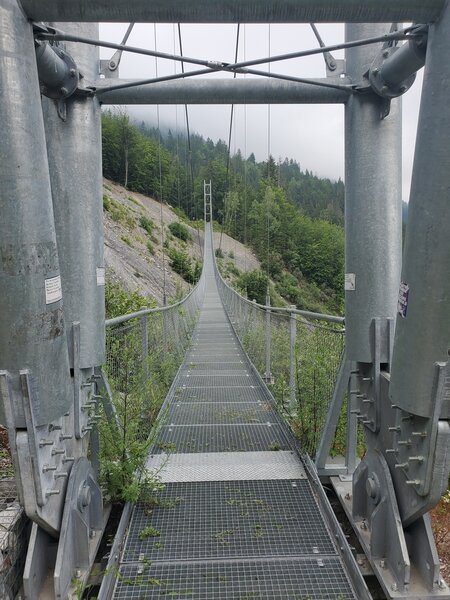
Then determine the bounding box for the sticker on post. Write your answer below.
[45,275,62,304]
[345,273,356,291]
[96,267,105,286]
[397,282,410,318]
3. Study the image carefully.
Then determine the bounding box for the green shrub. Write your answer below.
[103,193,111,211]
[140,215,155,236]
[226,262,240,277]
[105,280,154,318]
[121,235,133,247]
[215,248,224,258]
[168,221,191,242]
[109,198,135,229]
[167,247,199,284]
[238,270,269,304]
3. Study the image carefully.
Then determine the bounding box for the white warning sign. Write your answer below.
[45,275,62,304]
[345,273,356,291]
[96,267,106,286]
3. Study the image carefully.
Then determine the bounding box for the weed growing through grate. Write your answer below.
[213,529,236,544]
[157,442,177,452]
[147,495,185,510]
[268,441,282,451]
[138,526,161,540]
[254,524,265,539]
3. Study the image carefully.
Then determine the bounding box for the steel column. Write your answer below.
[98,78,350,105]
[390,1,450,418]
[0,0,71,427]
[42,23,105,369]
[19,0,445,23]
[344,24,402,363]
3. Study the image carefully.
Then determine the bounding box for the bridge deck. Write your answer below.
[111,227,363,599]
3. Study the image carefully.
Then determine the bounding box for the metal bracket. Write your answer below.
[1,371,72,534]
[99,23,134,79]
[380,97,392,120]
[73,322,96,440]
[332,467,449,599]
[56,98,67,122]
[315,351,352,473]
[369,45,416,99]
[386,362,450,525]
[352,317,394,434]
[36,41,79,100]
[310,23,346,77]
[23,458,108,600]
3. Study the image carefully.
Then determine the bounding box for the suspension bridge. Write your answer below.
[100,221,366,599]
[1,1,450,599]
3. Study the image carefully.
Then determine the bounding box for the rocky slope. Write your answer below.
[102,178,259,305]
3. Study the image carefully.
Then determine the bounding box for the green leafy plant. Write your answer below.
[167,247,200,284]
[138,526,161,540]
[140,215,155,236]
[168,221,192,242]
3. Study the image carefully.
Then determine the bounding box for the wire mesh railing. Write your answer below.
[215,262,346,459]
[0,449,28,600]
[104,274,206,436]
[100,270,205,501]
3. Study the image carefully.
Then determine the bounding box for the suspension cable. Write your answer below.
[177,25,203,258]
[243,26,248,275]
[219,23,241,251]
[266,24,272,290]
[154,24,167,306]
[173,25,181,210]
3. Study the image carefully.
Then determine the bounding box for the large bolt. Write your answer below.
[366,475,380,503]
[78,483,92,511]
[42,464,57,473]
[39,439,54,448]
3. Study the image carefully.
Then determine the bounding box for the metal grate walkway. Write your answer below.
[110,225,367,600]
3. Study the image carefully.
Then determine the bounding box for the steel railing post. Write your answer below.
[264,294,272,383]
[140,313,149,382]
[289,306,297,410]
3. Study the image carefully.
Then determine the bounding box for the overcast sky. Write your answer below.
[99,23,423,202]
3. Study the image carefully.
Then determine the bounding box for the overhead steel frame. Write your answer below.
[0,0,448,598]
